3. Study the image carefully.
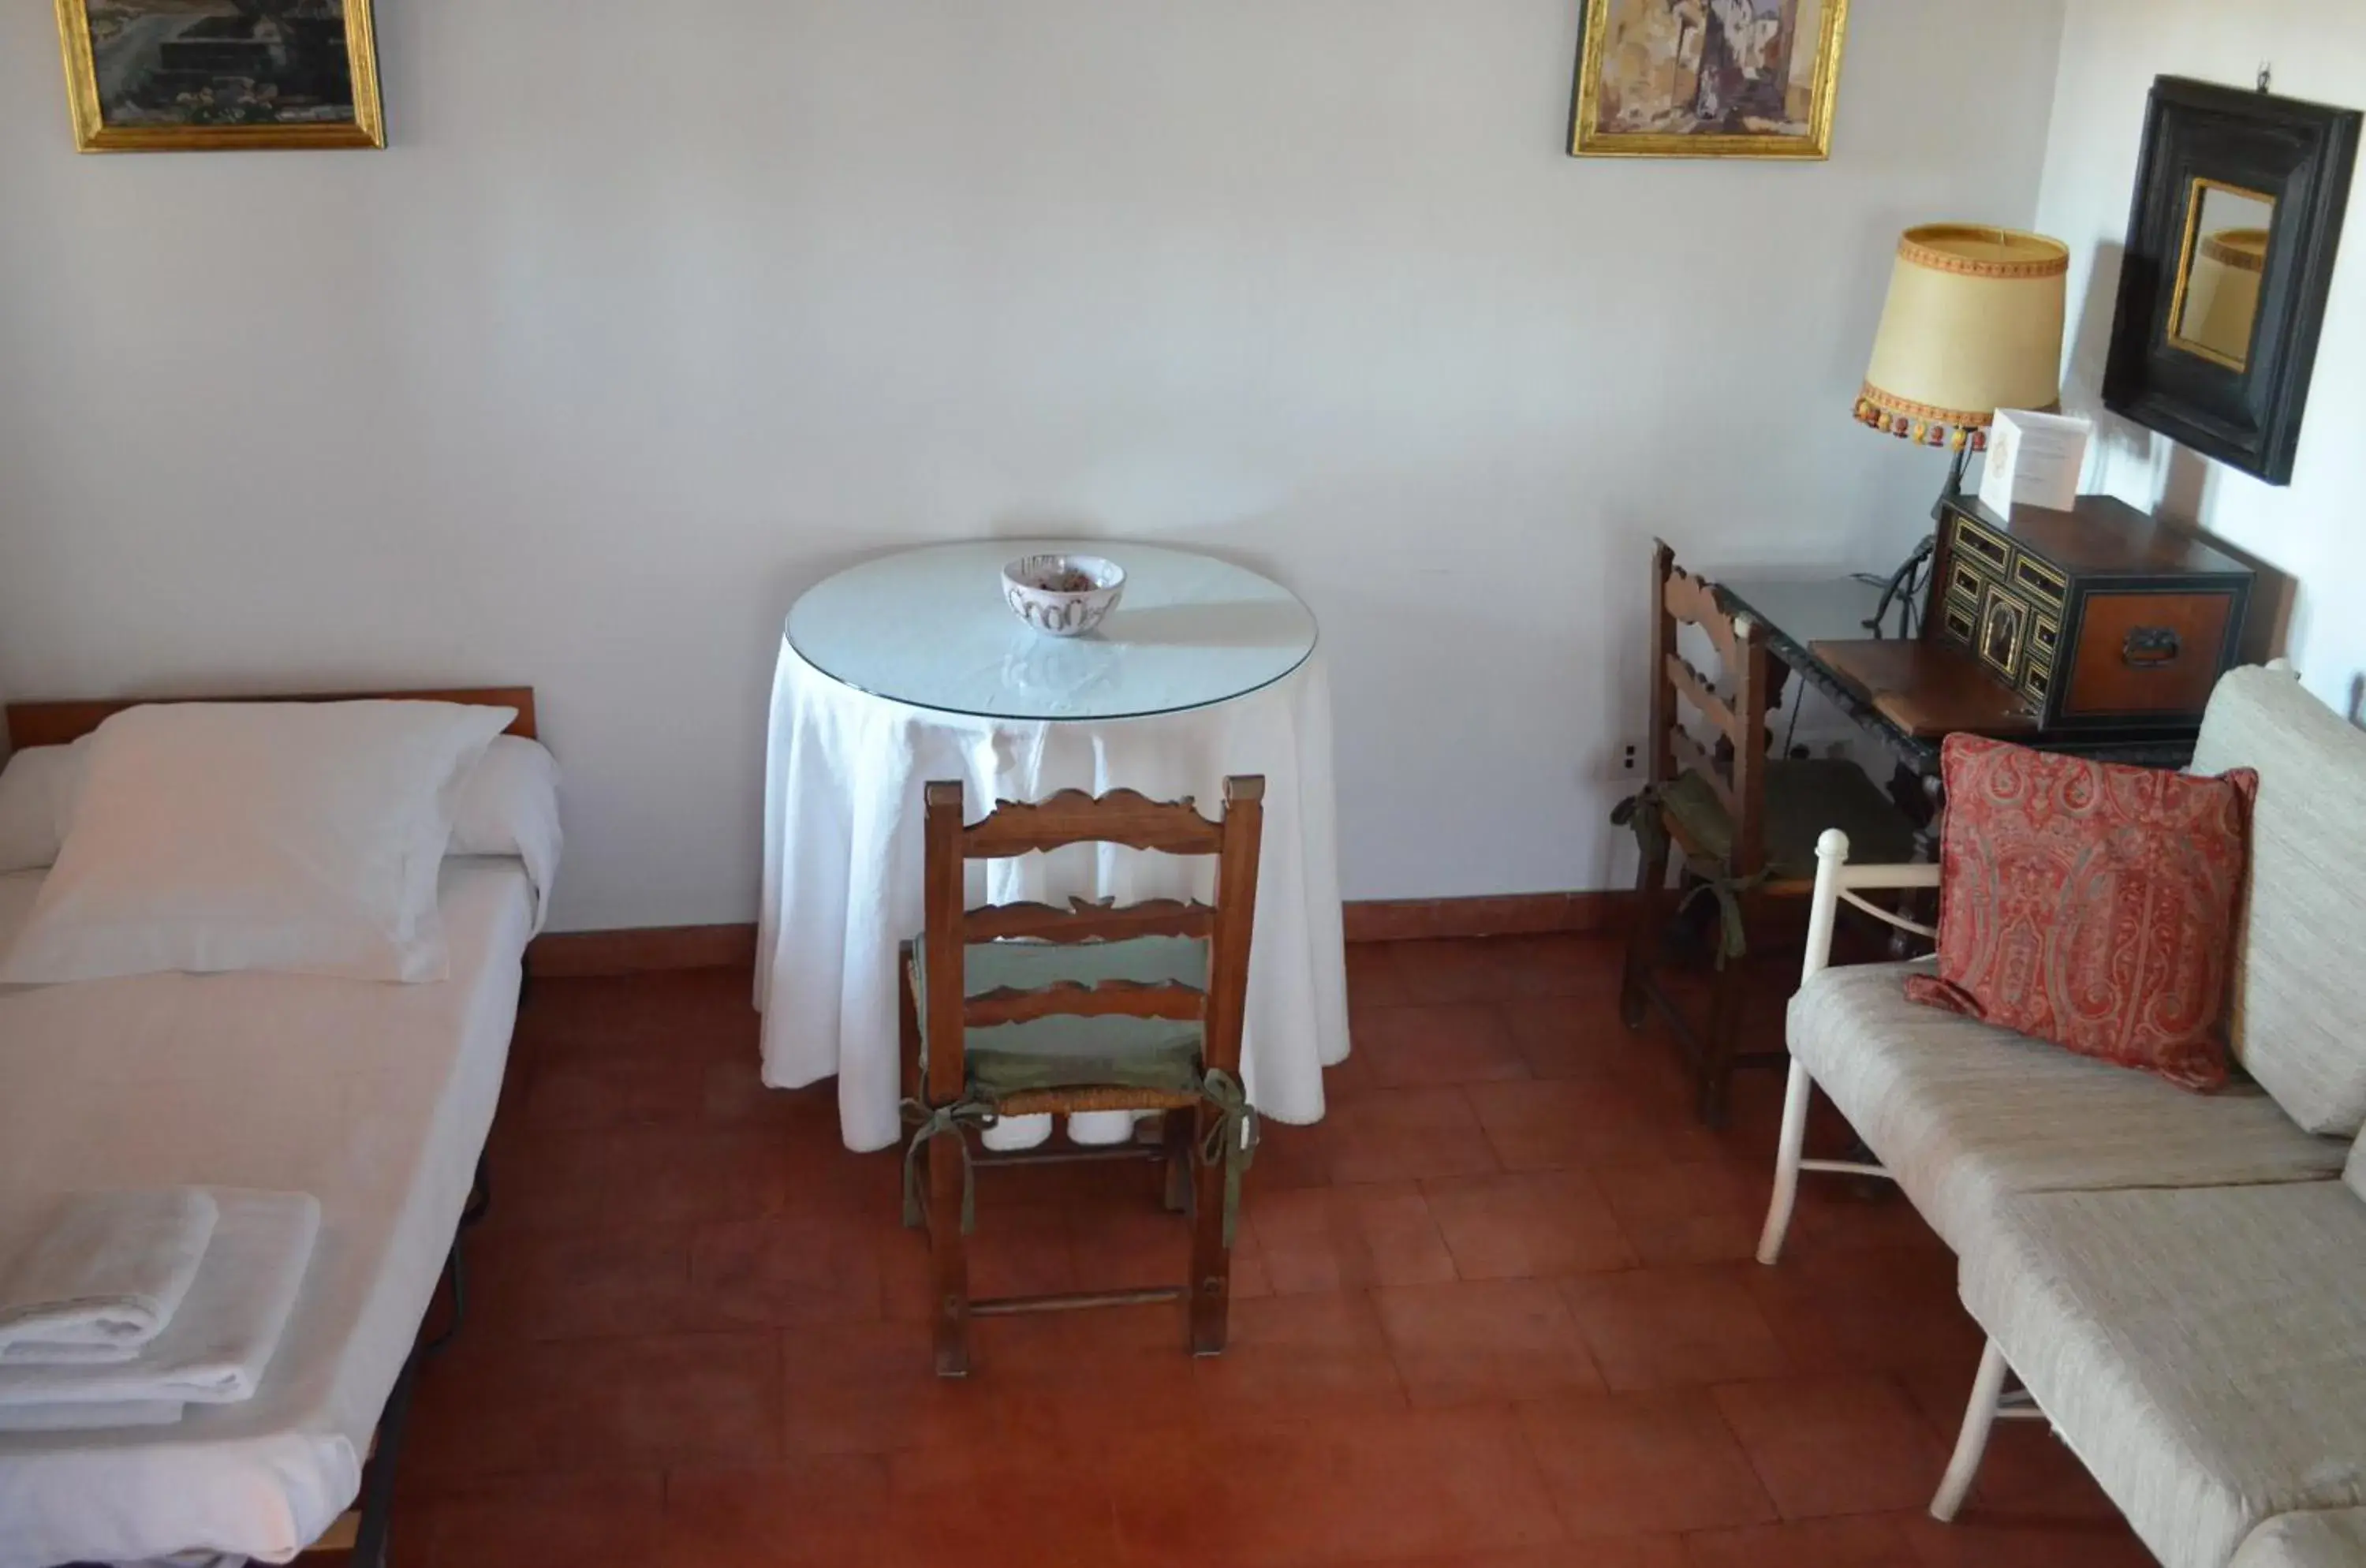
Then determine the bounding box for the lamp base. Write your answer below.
[1862,446,1976,638]
[1864,535,1935,638]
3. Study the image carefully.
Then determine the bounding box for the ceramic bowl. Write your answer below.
[1002,553,1125,637]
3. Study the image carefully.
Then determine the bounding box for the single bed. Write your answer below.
[0,689,552,1568]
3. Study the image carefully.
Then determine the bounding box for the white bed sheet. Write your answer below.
[0,859,536,1568]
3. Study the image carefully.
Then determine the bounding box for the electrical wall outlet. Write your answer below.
[1605,738,1644,783]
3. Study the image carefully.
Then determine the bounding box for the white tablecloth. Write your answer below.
[756,640,1351,1152]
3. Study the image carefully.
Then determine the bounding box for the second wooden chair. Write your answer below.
[1618,539,1919,1126]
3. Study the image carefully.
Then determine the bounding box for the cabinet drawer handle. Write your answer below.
[2122,626,2182,667]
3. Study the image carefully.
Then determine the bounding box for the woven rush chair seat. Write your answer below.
[1655,757,1919,887]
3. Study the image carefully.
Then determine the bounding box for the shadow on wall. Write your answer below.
[2064,238,2296,671]
[2065,240,2126,444]
[2157,445,2296,669]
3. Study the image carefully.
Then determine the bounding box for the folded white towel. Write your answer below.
[0,1189,218,1365]
[0,1190,318,1409]
[0,1398,185,1432]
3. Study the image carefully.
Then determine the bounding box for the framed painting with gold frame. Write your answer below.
[1569,0,1849,160]
[55,0,383,153]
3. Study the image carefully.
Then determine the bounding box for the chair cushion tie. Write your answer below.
[899,1096,998,1236]
[1678,868,1771,968]
[1196,1068,1259,1248]
[902,1073,1258,1246]
[1611,786,1670,868]
[1615,785,1763,965]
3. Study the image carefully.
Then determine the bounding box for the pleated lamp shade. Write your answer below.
[1854,225,2070,453]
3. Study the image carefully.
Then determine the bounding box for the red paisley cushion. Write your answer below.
[1904,734,2256,1092]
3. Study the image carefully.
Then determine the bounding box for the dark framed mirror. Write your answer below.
[2104,77,2360,486]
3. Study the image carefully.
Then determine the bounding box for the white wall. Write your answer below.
[0,1,2068,930]
[2038,0,2366,719]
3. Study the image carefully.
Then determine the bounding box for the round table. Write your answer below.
[755,539,1352,1152]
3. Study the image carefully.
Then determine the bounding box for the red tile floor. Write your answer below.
[394,935,2151,1567]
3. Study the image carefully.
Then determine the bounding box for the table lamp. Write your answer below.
[1853,224,2069,633]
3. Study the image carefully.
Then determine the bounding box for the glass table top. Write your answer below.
[785,539,1319,722]
[1717,575,1896,648]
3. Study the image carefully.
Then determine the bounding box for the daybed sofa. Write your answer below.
[1754,663,2366,1568]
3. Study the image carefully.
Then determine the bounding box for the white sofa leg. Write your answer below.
[1755,1058,1814,1265]
[1931,1338,2011,1522]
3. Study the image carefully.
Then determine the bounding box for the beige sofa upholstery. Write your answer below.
[1766,664,2366,1568]
[1786,962,2345,1253]
[2192,666,2366,1136]
[2234,1512,2366,1568]
[1960,1183,2366,1568]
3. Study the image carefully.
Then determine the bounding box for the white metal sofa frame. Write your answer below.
[1749,827,2037,1524]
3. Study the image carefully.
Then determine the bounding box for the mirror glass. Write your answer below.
[2170,179,2276,370]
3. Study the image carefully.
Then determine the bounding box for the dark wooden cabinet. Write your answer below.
[1931,495,2252,734]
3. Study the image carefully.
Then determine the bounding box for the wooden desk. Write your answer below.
[1716,577,2201,785]
[1810,637,2040,741]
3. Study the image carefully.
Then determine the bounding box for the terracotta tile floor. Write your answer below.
[395,935,2150,1567]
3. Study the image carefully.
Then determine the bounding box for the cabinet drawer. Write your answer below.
[1940,593,1978,649]
[2012,552,2067,610]
[1952,514,2012,573]
[2062,592,2237,718]
[1947,559,1987,607]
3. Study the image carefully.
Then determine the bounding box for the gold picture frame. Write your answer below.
[2163,175,2277,373]
[1569,0,1849,161]
[55,0,383,153]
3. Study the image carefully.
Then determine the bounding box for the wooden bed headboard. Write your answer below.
[4,688,538,749]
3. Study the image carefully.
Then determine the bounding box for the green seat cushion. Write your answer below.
[1659,757,1918,880]
[912,932,1207,1096]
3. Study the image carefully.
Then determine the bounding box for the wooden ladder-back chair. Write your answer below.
[900,777,1264,1377]
[1618,539,1918,1126]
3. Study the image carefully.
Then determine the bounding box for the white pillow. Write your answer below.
[450,735,565,932]
[0,732,556,877]
[0,742,88,873]
[0,701,514,984]
[452,736,561,861]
